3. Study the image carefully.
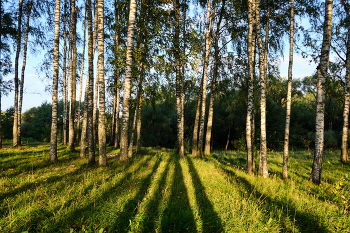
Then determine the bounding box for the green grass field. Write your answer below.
[0,142,349,232]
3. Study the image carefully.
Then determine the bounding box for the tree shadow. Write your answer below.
[136,155,172,232]
[160,153,197,232]
[210,156,330,232]
[184,155,224,232]
[106,156,162,232]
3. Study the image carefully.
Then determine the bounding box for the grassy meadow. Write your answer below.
[0,141,349,232]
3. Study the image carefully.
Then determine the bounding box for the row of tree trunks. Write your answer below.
[283,0,295,179]
[310,0,334,184]
[204,0,225,156]
[80,2,98,158]
[196,0,214,158]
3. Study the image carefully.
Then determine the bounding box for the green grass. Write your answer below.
[0,143,349,232]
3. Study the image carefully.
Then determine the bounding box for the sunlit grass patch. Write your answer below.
[0,144,349,232]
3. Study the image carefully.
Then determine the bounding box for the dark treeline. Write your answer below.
[1,73,345,150]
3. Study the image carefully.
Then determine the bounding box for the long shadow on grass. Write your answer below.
[105,156,162,232]
[160,154,197,232]
[210,156,329,232]
[25,155,155,232]
[184,155,224,232]
[136,155,172,232]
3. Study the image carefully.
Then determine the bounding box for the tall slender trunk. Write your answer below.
[256,0,269,178]
[63,0,68,146]
[181,0,186,154]
[68,0,77,151]
[13,0,23,147]
[113,0,120,148]
[76,10,86,146]
[246,0,255,173]
[18,0,33,146]
[87,0,95,164]
[136,88,142,152]
[93,71,99,145]
[341,0,350,163]
[49,0,61,162]
[204,0,225,156]
[311,0,333,184]
[80,2,98,157]
[283,0,294,179]
[198,0,214,157]
[97,0,107,165]
[192,84,202,156]
[175,0,184,156]
[128,83,141,157]
[120,0,137,162]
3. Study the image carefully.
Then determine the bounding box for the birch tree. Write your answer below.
[49,0,61,162]
[340,0,350,163]
[310,0,333,184]
[97,0,107,165]
[13,0,23,147]
[197,0,214,157]
[18,0,33,146]
[283,0,294,179]
[68,0,77,151]
[120,0,137,162]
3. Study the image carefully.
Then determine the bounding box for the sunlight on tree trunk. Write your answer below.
[120,0,137,162]
[49,0,60,162]
[341,0,350,163]
[283,0,294,179]
[198,0,214,158]
[13,0,23,148]
[311,0,333,185]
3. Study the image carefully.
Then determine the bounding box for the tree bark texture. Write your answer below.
[49,0,60,162]
[175,0,184,156]
[120,0,137,162]
[283,0,294,179]
[311,0,333,184]
[13,0,23,147]
[69,0,77,151]
[255,0,269,178]
[341,0,350,163]
[87,0,95,164]
[97,0,107,165]
[198,0,214,157]
[18,0,33,146]
[246,0,255,173]
[192,84,202,156]
[63,0,68,146]
[113,0,120,148]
